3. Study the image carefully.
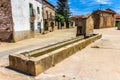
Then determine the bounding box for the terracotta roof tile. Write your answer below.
[71,16,83,18]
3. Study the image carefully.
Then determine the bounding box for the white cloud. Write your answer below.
[114,7,120,13]
[68,2,72,5]
[96,0,112,4]
[70,8,90,15]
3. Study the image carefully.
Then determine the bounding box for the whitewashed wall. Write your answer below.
[11,0,43,32]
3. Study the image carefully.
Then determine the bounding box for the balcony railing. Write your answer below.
[44,16,55,20]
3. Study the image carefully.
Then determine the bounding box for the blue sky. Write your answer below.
[48,0,120,16]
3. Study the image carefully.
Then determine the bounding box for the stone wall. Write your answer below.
[118,22,120,30]
[14,30,34,41]
[75,15,94,37]
[72,16,83,27]
[99,12,115,28]
[92,12,100,29]
[0,0,13,41]
[92,10,116,29]
[0,0,13,32]
[84,15,94,37]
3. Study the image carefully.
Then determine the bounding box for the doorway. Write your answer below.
[37,22,41,33]
[30,22,34,32]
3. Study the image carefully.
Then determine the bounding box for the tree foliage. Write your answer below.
[56,0,71,28]
[55,13,65,23]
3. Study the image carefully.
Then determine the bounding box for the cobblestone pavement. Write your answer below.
[0,28,120,80]
[0,28,77,57]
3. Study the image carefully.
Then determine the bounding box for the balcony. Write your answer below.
[44,16,55,20]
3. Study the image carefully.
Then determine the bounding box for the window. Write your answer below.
[46,11,48,19]
[50,12,52,18]
[30,22,34,31]
[37,7,40,14]
[29,3,34,16]
[37,22,41,33]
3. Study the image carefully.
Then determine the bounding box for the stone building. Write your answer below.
[92,9,116,29]
[71,16,84,36]
[71,16,83,27]
[0,0,43,42]
[83,14,94,37]
[72,15,94,37]
[115,14,120,29]
[42,0,55,32]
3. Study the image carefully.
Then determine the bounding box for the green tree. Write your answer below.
[55,13,65,23]
[55,13,65,29]
[69,19,74,27]
[56,0,71,28]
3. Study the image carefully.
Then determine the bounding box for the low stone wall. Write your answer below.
[14,30,34,42]
[0,31,13,41]
[9,34,102,76]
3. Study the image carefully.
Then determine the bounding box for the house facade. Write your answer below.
[71,16,83,27]
[115,14,120,28]
[92,9,116,29]
[115,14,120,30]
[71,16,84,36]
[0,0,43,42]
[43,0,55,32]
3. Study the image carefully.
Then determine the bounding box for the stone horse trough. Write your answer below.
[9,34,102,76]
